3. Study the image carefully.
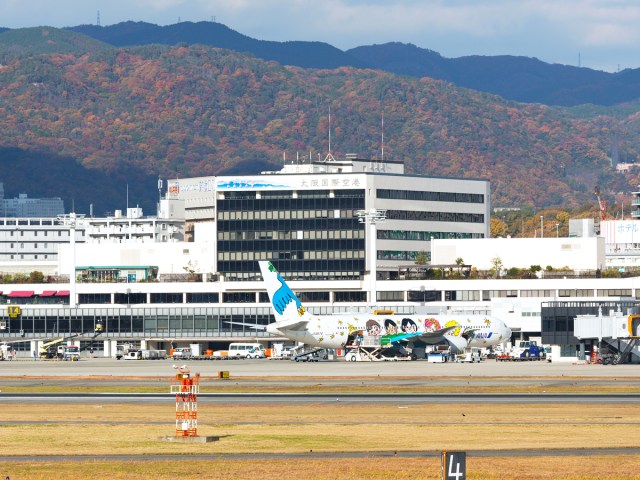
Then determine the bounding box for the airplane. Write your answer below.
[259,260,512,356]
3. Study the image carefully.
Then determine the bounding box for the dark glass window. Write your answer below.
[79,293,111,304]
[150,293,183,304]
[186,293,220,303]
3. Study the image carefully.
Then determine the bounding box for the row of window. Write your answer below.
[18,288,637,308]
[0,219,56,226]
[78,291,370,305]
[0,243,53,249]
[217,218,361,232]
[377,189,485,204]
[218,249,366,261]
[377,230,481,241]
[219,229,365,241]
[217,197,365,212]
[0,230,74,237]
[217,209,360,221]
[217,239,365,256]
[386,210,485,223]
[0,254,50,260]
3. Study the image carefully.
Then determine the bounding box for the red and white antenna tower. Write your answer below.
[170,364,200,437]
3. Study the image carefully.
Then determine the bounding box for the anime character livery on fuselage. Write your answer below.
[259,261,512,353]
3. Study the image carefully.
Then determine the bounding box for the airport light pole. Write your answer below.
[356,208,386,307]
[556,223,559,238]
[57,213,86,309]
[540,215,544,239]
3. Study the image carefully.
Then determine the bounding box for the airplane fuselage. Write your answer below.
[267,312,511,350]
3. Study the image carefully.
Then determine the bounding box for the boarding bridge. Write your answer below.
[574,308,640,363]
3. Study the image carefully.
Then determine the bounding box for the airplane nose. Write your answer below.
[505,325,512,339]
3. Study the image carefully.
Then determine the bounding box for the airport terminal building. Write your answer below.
[1,156,639,362]
[168,155,490,283]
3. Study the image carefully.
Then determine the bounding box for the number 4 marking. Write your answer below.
[448,455,464,479]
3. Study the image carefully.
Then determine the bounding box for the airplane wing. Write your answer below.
[383,326,469,353]
[416,325,459,342]
[273,318,309,331]
[223,321,266,330]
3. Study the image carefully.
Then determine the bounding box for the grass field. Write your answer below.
[1,402,639,479]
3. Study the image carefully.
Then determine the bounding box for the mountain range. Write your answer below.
[67,21,640,107]
[0,22,638,216]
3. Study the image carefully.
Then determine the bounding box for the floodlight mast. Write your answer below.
[355,209,387,306]
[57,213,86,309]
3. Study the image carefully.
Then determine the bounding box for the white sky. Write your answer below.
[0,0,638,72]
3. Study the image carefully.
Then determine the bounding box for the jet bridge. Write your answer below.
[574,308,640,364]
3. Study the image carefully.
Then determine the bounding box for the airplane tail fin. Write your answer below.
[259,261,309,324]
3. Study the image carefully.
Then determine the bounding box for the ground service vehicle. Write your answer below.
[228,343,266,359]
[172,347,192,360]
[62,345,80,361]
[511,340,545,360]
[114,343,135,360]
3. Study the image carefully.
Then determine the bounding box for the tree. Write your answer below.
[415,251,428,266]
[490,256,503,279]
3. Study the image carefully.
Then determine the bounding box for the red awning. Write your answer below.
[55,290,70,297]
[39,290,57,297]
[8,291,34,298]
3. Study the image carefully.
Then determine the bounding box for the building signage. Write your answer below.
[169,175,364,197]
[603,220,640,244]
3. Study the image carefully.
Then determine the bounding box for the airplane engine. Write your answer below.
[446,335,468,354]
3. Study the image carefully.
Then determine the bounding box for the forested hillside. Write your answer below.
[0,27,639,213]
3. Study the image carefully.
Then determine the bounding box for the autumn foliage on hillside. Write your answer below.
[0,40,639,209]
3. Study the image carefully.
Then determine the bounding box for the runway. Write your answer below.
[2,356,640,379]
[2,392,640,405]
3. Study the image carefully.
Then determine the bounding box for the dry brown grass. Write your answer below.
[2,456,640,479]
[1,403,639,457]
[2,374,640,394]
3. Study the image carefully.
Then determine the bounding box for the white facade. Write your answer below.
[601,220,640,268]
[0,217,83,275]
[85,205,185,244]
[431,237,605,271]
[57,242,216,280]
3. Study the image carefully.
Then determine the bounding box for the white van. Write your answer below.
[228,343,266,359]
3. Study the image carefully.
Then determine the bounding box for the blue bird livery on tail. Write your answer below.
[272,269,305,316]
[259,261,310,326]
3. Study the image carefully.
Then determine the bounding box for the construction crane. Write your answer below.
[594,186,607,221]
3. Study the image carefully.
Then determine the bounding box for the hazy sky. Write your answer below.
[1,0,638,72]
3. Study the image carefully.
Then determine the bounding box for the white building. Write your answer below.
[431,237,606,272]
[0,217,84,275]
[169,155,491,284]
[84,200,185,244]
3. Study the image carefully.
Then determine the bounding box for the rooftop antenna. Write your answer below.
[324,104,336,162]
[97,10,101,26]
[381,112,385,168]
[157,177,163,214]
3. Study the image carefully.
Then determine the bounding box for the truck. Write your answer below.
[0,344,15,360]
[457,348,482,363]
[61,345,80,361]
[509,340,546,361]
[114,343,136,360]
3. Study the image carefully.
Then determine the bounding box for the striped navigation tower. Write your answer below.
[170,364,200,437]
